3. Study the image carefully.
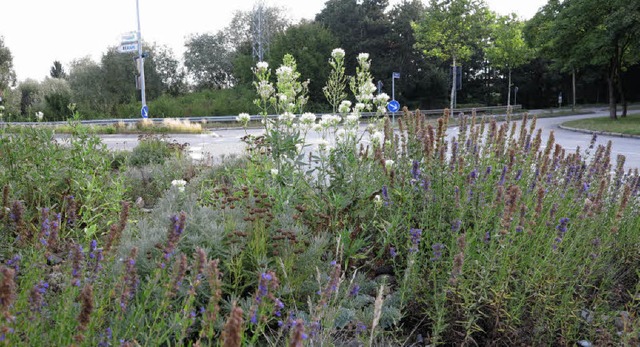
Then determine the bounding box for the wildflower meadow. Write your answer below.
[0,49,639,346]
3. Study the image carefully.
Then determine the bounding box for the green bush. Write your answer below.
[127,135,181,167]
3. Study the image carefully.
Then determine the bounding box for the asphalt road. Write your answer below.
[79,108,639,171]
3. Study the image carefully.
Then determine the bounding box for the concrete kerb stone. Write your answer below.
[558,124,640,139]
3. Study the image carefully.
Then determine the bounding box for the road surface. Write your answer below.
[67,109,639,171]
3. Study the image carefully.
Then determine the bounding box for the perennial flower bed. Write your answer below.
[0,50,638,346]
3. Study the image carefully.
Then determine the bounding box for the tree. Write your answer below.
[151,44,187,96]
[533,0,640,119]
[68,57,111,115]
[50,60,67,79]
[40,77,72,121]
[316,0,392,76]
[386,0,449,109]
[412,0,493,111]
[269,21,339,108]
[486,14,532,108]
[184,32,234,90]
[0,36,17,101]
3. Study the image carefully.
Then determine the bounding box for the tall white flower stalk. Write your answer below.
[250,55,312,183]
[252,61,274,120]
[323,48,347,114]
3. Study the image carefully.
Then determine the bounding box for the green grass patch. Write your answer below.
[563,112,640,135]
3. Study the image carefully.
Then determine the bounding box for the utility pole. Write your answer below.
[136,0,146,110]
[252,0,267,61]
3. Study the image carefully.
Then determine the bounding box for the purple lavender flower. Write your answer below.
[469,169,478,181]
[40,208,50,237]
[451,219,462,232]
[484,231,491,244]
[274,298,284,317]
[6,255,21,273]
[411,160,421,180]
[409,228,422,253]
[556,217,569,235]
[499,166,507,186]
[515,169,523,181]
[389,247,397,258]
[356,321,367,334]
[486,166,492,176]
[381,185,390,206]
[349,284,360,297]
[431,243,444,261]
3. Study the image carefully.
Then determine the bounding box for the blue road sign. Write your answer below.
[387,100,400,113]
[141,105,149,118]
[393,72,400,79]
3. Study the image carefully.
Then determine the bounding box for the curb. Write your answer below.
[558,125,640,139]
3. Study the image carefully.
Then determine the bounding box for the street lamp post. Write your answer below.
[136,0,146,109]
[514,86,518,107]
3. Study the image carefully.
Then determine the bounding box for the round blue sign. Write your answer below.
[141,105,149,118]
[387,100,400,113]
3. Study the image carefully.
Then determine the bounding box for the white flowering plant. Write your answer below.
[323,48,348,113]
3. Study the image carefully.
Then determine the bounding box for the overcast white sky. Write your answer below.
[1,0,547,81]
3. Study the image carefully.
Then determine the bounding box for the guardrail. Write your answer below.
[0,105,522,126]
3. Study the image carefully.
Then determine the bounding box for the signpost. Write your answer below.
[390,72,401,124]
[117,2,147,118]
[392,72,400,101]
[141,105,149,118]
[118,43,138,53]
[387,100,400,113]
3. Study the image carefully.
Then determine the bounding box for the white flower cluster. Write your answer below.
[256,61,269,71]
[370,131,385,145]
[317,139,332,153]
[356,81,377,104]
[299,112,317,126]
[331,48,345,59]
[35,111,44,121]
[236,113,251,126]
[375,93,390,104]
[171,179,187,192]
[256,80,274,100]
[278,112,296,123]
[276,65,293,77]
[338,100,352,114]
[357,53,371,70]
[344,114,359,127]
[319,114,342,129]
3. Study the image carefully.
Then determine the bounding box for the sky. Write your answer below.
[0,0,547,82]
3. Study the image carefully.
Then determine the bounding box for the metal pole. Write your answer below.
[392,73,395,101]
[136,0,146,109]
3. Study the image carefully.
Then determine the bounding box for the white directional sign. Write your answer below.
[121,31,139,44]
[119,43,139,53]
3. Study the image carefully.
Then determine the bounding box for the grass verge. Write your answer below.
[562,112,640,135]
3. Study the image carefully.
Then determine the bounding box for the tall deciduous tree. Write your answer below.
[0,36,17,101]
[269,21,339,107]
[152,44,187,96]
[412,0,492,111]
[486,14,532,108]
[184,32,234,90]
[316,0,392,76]
[533,0,640,119]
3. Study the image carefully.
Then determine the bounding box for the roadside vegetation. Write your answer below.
[1,49,639,347]
[563,113,640,136]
